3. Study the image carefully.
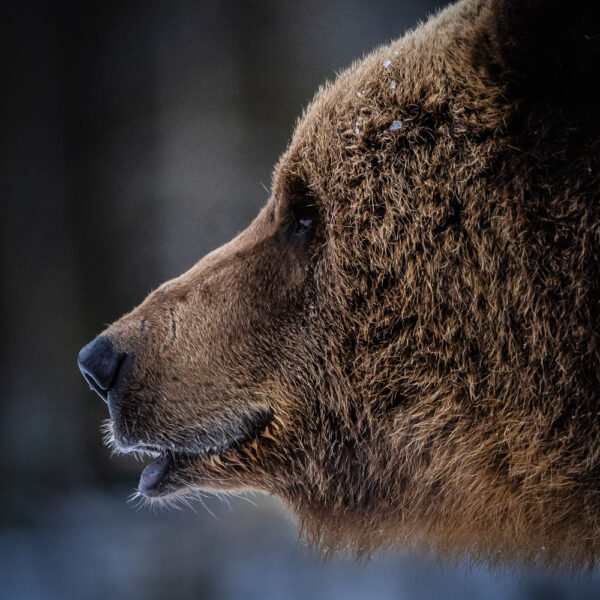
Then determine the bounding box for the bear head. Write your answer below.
[78,0,600,566]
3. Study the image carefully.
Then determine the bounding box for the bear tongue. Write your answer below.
[139,451,174,496]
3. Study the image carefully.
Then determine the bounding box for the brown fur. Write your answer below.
[94,0,600,568]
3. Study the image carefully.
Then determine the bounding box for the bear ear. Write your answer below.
[487,0,600,103]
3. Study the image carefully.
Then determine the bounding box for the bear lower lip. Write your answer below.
[132,408,274,497]
[139,451,175,496]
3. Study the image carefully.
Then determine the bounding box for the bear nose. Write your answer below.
[77,336,124,403]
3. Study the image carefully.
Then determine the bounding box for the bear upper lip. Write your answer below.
[121,407,274,458]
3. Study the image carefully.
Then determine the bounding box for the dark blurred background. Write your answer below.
[2,1,599,598]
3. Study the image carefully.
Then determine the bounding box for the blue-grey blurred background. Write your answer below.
[2,1,599,598]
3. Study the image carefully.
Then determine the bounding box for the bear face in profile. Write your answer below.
[78,0,600,567]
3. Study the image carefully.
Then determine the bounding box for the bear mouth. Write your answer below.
[114,408,273,498]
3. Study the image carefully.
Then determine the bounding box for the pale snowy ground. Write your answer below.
[2,489,599,600]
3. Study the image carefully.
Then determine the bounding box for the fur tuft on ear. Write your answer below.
[487,0,600,102]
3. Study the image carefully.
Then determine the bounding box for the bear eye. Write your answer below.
[291,205,315,237]
[284,178,317,240]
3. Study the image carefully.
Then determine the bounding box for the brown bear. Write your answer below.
[78,0,600,568]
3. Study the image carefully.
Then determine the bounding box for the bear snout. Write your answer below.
[77,336,127,410]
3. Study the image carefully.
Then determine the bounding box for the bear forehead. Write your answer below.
[273,0,494,201]
[277,47,413,190]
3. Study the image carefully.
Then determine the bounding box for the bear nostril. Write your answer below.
[77,336,124,403]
